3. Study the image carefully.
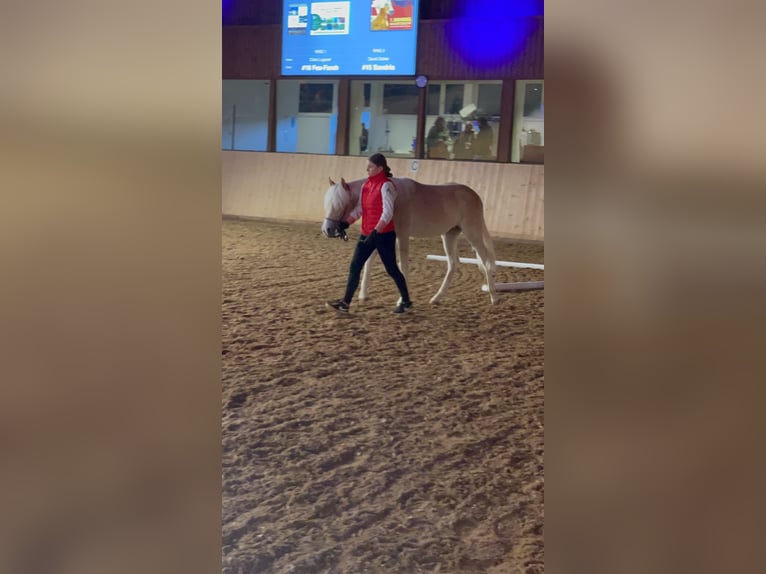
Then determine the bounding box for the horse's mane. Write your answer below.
[324,180,362,217]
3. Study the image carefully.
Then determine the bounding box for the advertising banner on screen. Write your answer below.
[282,0,419,76]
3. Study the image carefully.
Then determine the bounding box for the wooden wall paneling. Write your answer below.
[222,26,280,79]
[223,1,283,26]
[415,19,543,80]
[223,152,543,240]
[222,19,543,81]
[223,0,541,26]
[222,28,237,78]
[418,0,461,20]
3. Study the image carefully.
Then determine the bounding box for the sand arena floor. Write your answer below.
[222,218,544,573]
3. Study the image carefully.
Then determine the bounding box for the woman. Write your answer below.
[453,121,476,160]
[426,116,451,159]
[473,117,494,159]
[327,153,413,315]
[359,122,369,153]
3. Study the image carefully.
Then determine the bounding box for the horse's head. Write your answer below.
[322,177,354,240]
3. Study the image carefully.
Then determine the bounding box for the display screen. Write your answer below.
[282,1,419,76]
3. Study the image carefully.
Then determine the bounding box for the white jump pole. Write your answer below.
[482,281,544,293]
[425,254,544,270]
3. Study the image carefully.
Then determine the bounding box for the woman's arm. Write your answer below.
[374,181,397,232]
[346,189,363,223]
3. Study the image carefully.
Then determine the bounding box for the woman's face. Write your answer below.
[366,161,383,176]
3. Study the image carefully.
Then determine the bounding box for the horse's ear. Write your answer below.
[340,177,351,191]
[329,177,336,186]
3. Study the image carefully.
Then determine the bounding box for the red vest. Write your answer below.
[361,175,395,235]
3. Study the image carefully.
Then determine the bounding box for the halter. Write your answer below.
[324,218,349,241]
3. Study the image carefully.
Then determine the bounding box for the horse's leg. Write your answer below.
[481,222,498,304]
[397,235,410,279]
[462,219,498,304]
[430,227,461,304]
[395,234,410,304]
[359,259,371,301]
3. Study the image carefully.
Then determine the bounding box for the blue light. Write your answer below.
[222,0,233,24]
[455,0,544,18]
[447,0,542,68]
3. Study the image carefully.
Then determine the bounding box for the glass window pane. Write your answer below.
[426,84,440,116]
[348,81,418,158]
[363,83,371,108]
[276,80,339,154]
[425,81,501,161]
[523,83,543,116]
[511,80,544,163]
[299,83,334,113]
[382,84,419,115]
[222,80,270,151]
[445,84,464,115]
[478,84,502,116]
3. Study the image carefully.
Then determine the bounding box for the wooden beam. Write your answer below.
[496,79,515,163]
[335,79,350,155]
[415,83,426,159]
[426,255,544,270]
[482,281,544,292]
[267,79,277,152]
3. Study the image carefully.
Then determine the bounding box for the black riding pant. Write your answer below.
[343,230,410,304]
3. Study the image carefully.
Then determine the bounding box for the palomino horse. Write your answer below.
[322,177,498,304]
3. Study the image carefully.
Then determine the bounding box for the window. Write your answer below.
[426,85,440,116]
[222,80,270,151]
[511,80,544,164]
[348,80,419,157]
[299,83,334,113]
[363,83,371,107]
[223,77,524,163]
[276,79,339,154]
[424,80,502,161]
[445,84,464,115]
[477,84,502,116]
[382,84,419,115]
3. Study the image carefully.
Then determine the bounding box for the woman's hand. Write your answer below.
[362,230,379,245]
